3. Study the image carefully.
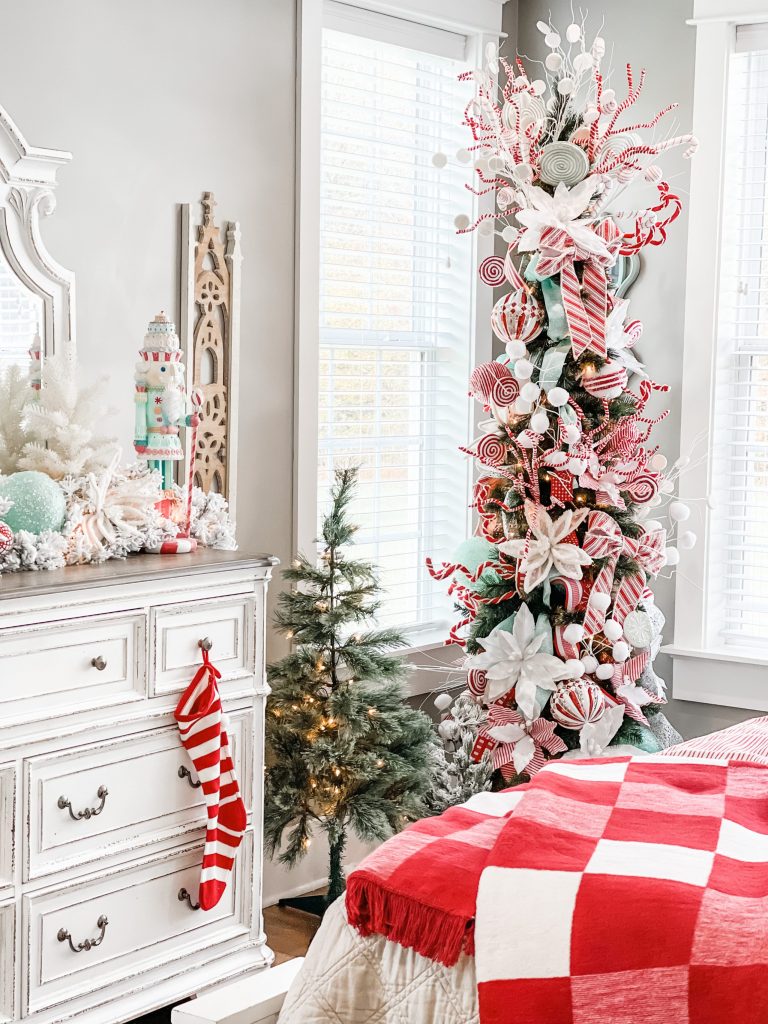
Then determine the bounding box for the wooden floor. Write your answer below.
[264,899,322,965]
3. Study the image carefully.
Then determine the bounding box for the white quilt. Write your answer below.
[277,897,478,1024]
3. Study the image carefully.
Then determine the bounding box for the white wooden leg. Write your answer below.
[171,959,305,1024]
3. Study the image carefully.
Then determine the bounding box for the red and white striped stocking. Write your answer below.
[175,649,246,910]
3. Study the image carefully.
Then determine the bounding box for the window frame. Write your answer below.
[294,0,503,647]
[668,0,768,709]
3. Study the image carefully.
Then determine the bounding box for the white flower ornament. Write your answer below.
[516,178,608,260]
[499,500,591,593]
[470,603,572,718]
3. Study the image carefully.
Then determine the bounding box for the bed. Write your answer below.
[276,717,768,1024]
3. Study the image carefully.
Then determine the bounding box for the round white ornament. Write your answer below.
[670,501,691,522]
[591,592,611,612]
[432,152,448,168]
[623,610,654,649]
[530,410,549,434]
[544,31,561,47]
[581,654,599,674]
[545,52,563,72]
[521,381,540,403]
[563,622,585,645]
[566,658,585,678]
[514,358,534,380]
[679,530,697,550]
[548,387,569,407]
[603,619,623,643]
[506,340,527,361]
[612,641,630,662]
[434,692,453,712]
[566,23,581,42]
[514,397,532,415]
[595,663,614,681]
[650,453,668,471]
[563,425,581,445]
[454,214,471,230]
[665,546,681,566]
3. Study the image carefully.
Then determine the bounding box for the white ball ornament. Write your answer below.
[530,410,549,434]
[517,430,537,449]
[566,659,585,678]
[650,453,668,471]
[434,692,453,712]
[502,226,518,243]
[545,53,563,72]
[591,592,611,612]
[536,20,551,33]
[478,219,495,237]
[456,148,472,164]
[573,52,594,74]
[544,31,561,48]
[548,387,569,407]
[514,358,534,380]
[623,610,654,649]
[566,23,581,43]
[581,655,599,674]
[432,152,448,169]
[545,451,568,467]
[660,480,675,494]
[454,214,471,230]
[670,501,691,522]
[592,36,606,59]
[557,78,575,96]
[514,397,532,415]
[531,79,546,95]
[664,546,681,566]
[612,641,631,662]
[563,623,586,645]
[644,520,663,533]
[679,530,697,550]
[568,457,587,475]
[602,88,616,106]
[596,663,615,681]
[603,619,624,643]
[521,382,540,403]
[583,103,599,123]
[563,425,581,445]
[506,339,527,361]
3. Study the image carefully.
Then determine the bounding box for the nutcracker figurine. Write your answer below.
[135,312,202,554]
[134,312,197,489]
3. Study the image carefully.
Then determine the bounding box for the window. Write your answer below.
[315,3,477,635]
[709,22,768,649]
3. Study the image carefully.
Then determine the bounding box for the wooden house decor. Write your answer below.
[180,192,242,519]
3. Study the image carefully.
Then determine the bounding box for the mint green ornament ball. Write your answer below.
[0,472,66,535]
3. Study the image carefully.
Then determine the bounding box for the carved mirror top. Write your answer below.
[0,103,76,374]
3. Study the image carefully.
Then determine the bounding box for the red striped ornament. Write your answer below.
[490,288,544,345]
[582,361,628,400]
[0,522,12,554]
[550,680,606,730]
[469,362,519,410]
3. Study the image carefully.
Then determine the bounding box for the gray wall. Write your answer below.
[509,0,759,737]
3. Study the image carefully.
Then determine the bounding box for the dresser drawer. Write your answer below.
[151,597,254,696]
[25,712,252,881]
[0,613,145,724]
[0,902,14,1023]
[0,768,14,890]
[25,835,252,1014]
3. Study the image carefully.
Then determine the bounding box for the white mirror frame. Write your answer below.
[0,103,76,357]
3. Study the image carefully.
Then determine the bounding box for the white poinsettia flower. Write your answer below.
[498,500,591,593]
[606,299,646,376]
[516,178,607,258]
[578,702,626,757]
[487,722,536,775]
[470,604,572,717]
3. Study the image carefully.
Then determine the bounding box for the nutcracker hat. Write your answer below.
[141,311,182,362]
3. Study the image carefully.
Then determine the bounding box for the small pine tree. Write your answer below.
[265,467,435,906]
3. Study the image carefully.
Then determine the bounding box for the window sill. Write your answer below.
[664,643,768,712]
[399,626,455,657]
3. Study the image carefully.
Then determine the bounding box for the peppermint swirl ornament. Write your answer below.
[478,256,506,287]
[491,289,544,345]
[0,522,12,555]
[467,667,488,698]
[538,141,590,187]
[476,434,508,466]
[623,609,654,649]
[624,473,659,504]
[550,680,606,729]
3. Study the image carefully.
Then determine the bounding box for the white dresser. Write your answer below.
[0,550,277,1024]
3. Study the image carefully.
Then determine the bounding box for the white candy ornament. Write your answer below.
[623,610,654,649]
[595,663,615,681]
[539,142,589,187]
[550,680,606,729]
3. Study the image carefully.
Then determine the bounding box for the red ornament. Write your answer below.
[550,680,606,729]
[491,288,544,345]
[0,522,12,554]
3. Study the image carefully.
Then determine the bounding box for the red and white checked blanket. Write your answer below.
[348,749,768,1023]
[476,756,768,1024]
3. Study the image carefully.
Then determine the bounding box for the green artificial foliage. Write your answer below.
[264,467,434,905]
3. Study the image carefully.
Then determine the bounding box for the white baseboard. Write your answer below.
[262,862,362,907]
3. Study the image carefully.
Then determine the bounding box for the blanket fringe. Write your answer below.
[346,873,473,967]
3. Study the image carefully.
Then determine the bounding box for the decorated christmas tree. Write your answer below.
[265,467,434,907]
[428,21,696,784]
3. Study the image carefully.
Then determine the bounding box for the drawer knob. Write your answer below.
[178,765,202,789]
[198,637,213,653]
[58,785,109,821]
[57,915,109,953]
[178,887,201,911]
[91,656,107,671]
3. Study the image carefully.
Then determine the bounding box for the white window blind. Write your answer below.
[318,4,475,635]
[710,24,768,648]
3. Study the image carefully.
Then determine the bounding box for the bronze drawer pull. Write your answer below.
[198,637,213,652]
[178,765,202,788]
[57,915,108,952]
[58,785,108,821]
[178,887,200,911]
[91,656,107,671]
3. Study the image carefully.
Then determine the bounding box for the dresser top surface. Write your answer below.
[0,549,279,601]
